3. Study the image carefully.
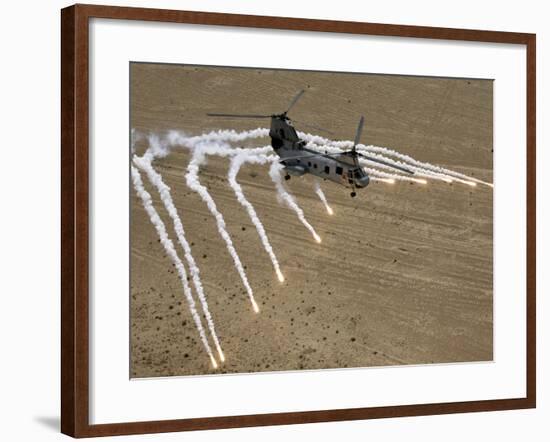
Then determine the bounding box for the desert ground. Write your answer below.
[130,63,493,378]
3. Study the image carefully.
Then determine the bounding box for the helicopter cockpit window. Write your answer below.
[336,166,343,175]
[324,165,330,174]
[279,128,285,138]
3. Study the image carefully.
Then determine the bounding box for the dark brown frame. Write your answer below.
[61,3,536,438]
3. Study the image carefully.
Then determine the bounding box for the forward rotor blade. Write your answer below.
[285,90,305,114]
[358,153,415,174]
[354,115,365,148]
[207,113,272,119]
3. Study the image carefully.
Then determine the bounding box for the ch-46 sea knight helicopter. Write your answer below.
[208,90,414,197]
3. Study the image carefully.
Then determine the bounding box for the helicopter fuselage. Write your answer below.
[269,115,370,190]
[207,89,413,195]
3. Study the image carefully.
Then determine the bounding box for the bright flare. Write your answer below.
[228,154,285,291]
[210,355,218,369]
[466,181,477,187]
[375,178,395,184]
[187,150,259,313]
[252,300,260,313]
[131,165,216,368]
[135,152,225,373]
[313,181,334,216]
[218,350,225,363]
[269,162,321,247]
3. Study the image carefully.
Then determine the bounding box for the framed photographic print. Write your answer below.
[61,4,536,438]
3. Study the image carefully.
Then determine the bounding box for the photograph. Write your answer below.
[129,63,494,378]
[1,0,543,439]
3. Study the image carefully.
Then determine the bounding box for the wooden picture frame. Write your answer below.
[61,3,536,437]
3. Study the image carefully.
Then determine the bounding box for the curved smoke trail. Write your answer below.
[268,161,322,243]
[228,152,285,283]
[185,146,260,313]
[130,126,489,367]
[304,139,465,185]
[133,151,226,363]
[313,180,334,215]
[137,128,489,187]
[359,144,488,187]
[358,153,476,186]
[362,165,427,184]
[131,164,218,369]
[167,128,270,153]
[299,132,489,187]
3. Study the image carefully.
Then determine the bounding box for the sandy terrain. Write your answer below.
[130,63,493,378]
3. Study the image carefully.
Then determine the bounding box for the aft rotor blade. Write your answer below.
[207,113,272,118]
[285,90,305,114]
[358,153,415,174]
[354,115,365,147]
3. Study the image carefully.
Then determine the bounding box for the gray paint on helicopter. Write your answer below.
[208,90,414,197]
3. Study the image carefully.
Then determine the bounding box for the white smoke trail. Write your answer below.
[129,126,486,367]
[134,127,487,187]
[228,153,285,283]
[268,161,322,243]
[133,151,226,363]
[130,164,218,369]
[299,131,487,187]
[359,153,477,186]
[304,139,460,185]
[362,165,428,184]
[358,144,486,187]
[313,180,334,215]
[167,128,270,153]
[370,176,397,184]
[185,145,260,313]
[357,156,451,184]
[302,138,442,181]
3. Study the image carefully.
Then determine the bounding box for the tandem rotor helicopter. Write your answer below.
[208,90,414,197]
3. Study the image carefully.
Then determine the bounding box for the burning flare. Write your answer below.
[269,161,322,244]
[131,165,217,368]
[228,152,285,285]
[314,180,334,215]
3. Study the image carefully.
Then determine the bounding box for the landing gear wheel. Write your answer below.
[284,174,291,181]
[350,191,357,198]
